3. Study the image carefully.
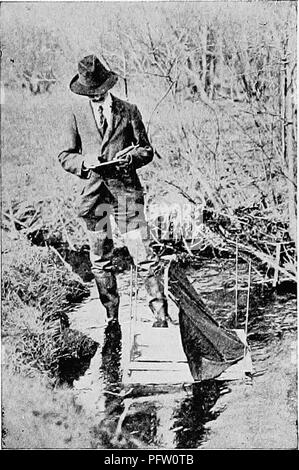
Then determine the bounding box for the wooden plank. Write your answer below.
[123,367,193,385]
[123,312,194,384]
[131,322,187,363]
[127,361,189,371]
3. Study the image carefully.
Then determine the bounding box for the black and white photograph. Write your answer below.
[0,0,297,452]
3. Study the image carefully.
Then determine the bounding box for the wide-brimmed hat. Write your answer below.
[70,54,118,96]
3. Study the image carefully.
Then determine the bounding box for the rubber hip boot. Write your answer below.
[145,273,168,328]
[93,270,120,323]
[101,321,122,386]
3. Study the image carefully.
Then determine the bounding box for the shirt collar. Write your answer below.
[90,92,112,109]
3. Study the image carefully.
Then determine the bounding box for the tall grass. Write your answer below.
[2,235,92,376]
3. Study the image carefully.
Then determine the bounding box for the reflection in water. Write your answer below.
[94,321,125,448]
[101,321,122,387]
[59,355,95,386]
[123,402,159,446]
[121,381,223,448]
[58,329,98,386]
[190,264,297,346]
[172,381,222,448]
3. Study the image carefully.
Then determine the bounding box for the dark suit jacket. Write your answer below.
[58,94,153,217]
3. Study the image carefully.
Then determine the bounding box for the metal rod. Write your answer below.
[129,264,134,320]
[242,259,252,363]
[124,77,128,100]
[273,243,281,287]
[129,264,134,362]
[235,239,239,327]
[134,256,138,323]
[245,259,252,339]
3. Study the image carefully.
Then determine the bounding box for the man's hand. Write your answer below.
[115,153,132,169]
[83,153,101,170]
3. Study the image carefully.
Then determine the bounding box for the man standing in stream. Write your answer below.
[58,54,168,327]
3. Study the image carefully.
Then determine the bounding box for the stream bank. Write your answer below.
[201,332,297,449]
[2,234,297,449]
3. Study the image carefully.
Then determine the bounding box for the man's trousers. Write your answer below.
[81,181,168,326]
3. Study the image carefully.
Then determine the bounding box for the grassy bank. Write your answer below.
[1,234,98,448]
[201,332,297,449]
[2,373,95,449]
[2,234,92,375]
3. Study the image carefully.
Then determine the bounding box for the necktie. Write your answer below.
[98,105,108,135]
